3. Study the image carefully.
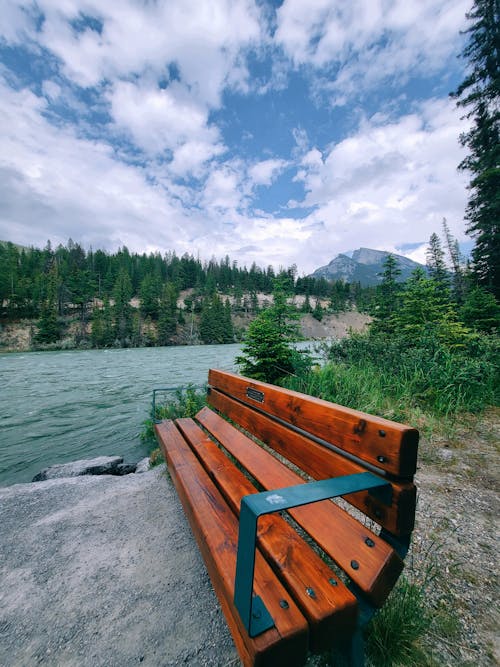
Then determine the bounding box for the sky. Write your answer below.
[0,0,473,275]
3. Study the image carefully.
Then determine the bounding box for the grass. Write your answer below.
[149,447,164,467]
[365,576,434,667]
[141,384,208,466]
[140,384,207,448]
[284,330,499,428]
[363,515,464,667]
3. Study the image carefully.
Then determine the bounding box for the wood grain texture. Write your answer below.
[155,420,309,667]
[196,407,404,607]
[208,369,418,478]
[176,417,358,653]
[207,389,416,536]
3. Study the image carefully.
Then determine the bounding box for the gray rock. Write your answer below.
[135,457,151,473]
[32,456,124,482]
[0,469,237,667]
[115,462,137,475]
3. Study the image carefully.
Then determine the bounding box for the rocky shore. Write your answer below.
[0,463,238,667]
[31,455,149,482]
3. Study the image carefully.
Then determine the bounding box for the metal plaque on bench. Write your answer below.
[246,387,265,403]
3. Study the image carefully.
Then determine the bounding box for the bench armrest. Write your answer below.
[234,472,392,637]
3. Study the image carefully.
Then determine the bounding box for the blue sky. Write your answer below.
[0,0,472,274]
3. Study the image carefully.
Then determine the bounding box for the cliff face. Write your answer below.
[312,254,358,282]
[311,247,425,286]
[0,310,370,352]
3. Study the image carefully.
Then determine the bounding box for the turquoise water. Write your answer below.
[0,344,241,486]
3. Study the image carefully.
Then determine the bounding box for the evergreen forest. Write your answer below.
[0,239,364,350]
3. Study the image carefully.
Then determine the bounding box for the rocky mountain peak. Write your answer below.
[310,247,425,286]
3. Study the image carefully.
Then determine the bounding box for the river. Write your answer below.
[0,344,243,487]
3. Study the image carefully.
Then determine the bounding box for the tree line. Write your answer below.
[0,239,369,349]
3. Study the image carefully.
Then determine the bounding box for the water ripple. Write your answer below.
[0,344,240,486]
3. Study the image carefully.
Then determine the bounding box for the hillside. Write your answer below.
[0,308,371,353]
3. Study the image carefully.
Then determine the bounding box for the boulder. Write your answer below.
[134,457,151,474]
[115,462,137,475]
[32,456,124,482]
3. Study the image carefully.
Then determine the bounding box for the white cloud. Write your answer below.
[5,0,263,106]
[0,74,470,277]
[292,127,310,155]
[108,80,221,158]
[202,164,246,213]
[169,140,226,179]
[403,244,430,265]
[287,98,470,273]
[0,79,194,254]
[0,1,263,179]
[248,158,287,186]
[41,80,62,101]
[276,0,469,100]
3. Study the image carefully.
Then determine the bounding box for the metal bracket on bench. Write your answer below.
[233,472,392,637]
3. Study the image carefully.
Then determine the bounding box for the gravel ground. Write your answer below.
[1,410,498,667]
[407,409,500,667]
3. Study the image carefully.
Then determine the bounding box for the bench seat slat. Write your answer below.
[207,389,416,536]
[155,420,309,667]
[176,417,358,653]
[208,369,418,478]
[196,407,403,607]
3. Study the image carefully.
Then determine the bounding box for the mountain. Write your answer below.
[310,247,425,286]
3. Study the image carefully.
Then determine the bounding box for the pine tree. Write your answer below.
[451,0,500,297]
[236,277,302,383]
[329,281,348,313]
[112,268,133,346]
[34,260,60,344]
[199,293,232,344]
[158,283,178,345]
[250,290,259,314]
[35,301,60,344]
[143,315,157,346]
[460,285,500,331]
[394,268,468,347]
[139,274,161,319]
[312,299,324,321]
[301,293,312,313]
[91,305,104,347]
[371,255,402,333]
[223,299,234,342]
[442,218,466,303]
[101,297,114,346]
[131,312,143,347]
[233,284,243,312]
[426,232,450,291]
[91,298,114,347]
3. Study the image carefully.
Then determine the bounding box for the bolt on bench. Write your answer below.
[154,369,419,667]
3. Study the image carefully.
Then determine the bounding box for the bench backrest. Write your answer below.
[207,369,418,538]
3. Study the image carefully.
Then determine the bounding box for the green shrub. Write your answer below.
[140,385,207,447]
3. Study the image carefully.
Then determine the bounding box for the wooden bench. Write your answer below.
[154,369,419,667]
